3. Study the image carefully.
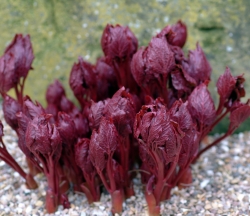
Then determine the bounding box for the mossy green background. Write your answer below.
[1,0,250,133]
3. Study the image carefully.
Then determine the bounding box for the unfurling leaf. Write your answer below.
[217,67,236,100]
[75,138,95,174]
[46,80,66,105]
[101,24,138,60]
[182,43,211,85]
[89,117,119,171]
[69,57,96,106]
[187,83,216,130]
[157,20,187,48]
[104,87,136,136]
[88,99,109,131]
[4,34,34,79]
[0,55,16,93]
[229,103,250,132]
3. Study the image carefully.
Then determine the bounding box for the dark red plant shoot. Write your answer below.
[134,104,185,215]
[0,34,40,176]
[56,112,84,193]
[0,34,34,104]
[0,19,250,216]
[101,24,139,94]
[89,117,125,214]
[0,121,37,189]
[25,114,70,213]
[75,138,101,203]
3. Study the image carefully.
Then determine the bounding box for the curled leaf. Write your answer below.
[23,98,46,120]
[89,118,119,171]
[0,55,16,93]
[88,99,109,131]
[229,103,250,132]
[170,66,196,100]
[131,37,175,101]
[25,114,62,163]
[104,87,136,136]
[187,83,216,130]
[69,57,96,106]
[46,80,66,105]
[157,20,187,48]
[56,112,77,149]
[217,67,236,100]
[95,57,118,100]
[182,43,211,85]
[73,112,90,138]
[75,138,95,174]
[4,34,34,79]
[101,24,138,60]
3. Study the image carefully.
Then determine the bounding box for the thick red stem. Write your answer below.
[111,190,124,214]
[82,173,100,203]
[107,155,124,214]
[97,169,111,192]
[145,191,161,216]
[19,77,26,105]
[120,136,135,198]
[14,85,21,104]
[0,141,37,189]
[194,132,230,162]
[160,77,168,107]
[152,151,165,205]
[113,61,123,88]
[26,157,41,176]
[45,157,60,213]
[64,153,84,192]
[201,110,229,140]
[107,157,116,192]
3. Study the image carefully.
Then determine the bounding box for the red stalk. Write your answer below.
[0,139,37,189]
[201,109,229,140]
[111,190,124,214]
[57,164,70,194]
[152,151,165,204]
[145,191,160,216]
[80,183,95,204]
[159,75,168,107]
[120,136,135,198]
[81,173,100,203]
[96,158,124,213]
[97,169,111,192]
[107,155,124,214]
[194,132,230,162]
[45,156,60,213]
[26,158,41,176]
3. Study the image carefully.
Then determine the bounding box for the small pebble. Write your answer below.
[35,200,43,207]
[200,179,210,188]
[99,205,105,210]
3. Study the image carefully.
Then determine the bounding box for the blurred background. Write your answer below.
[1,0,250,133]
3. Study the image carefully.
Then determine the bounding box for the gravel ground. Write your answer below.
[0,107,250,216]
